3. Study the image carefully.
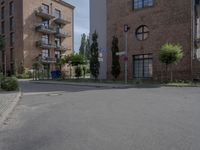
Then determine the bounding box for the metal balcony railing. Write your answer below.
[35,24,56,34]
[55,29,71,38]
[55,45,71,51]
[35,7,55,20]
[36,40,56,49]
[54,15,71,25]
[41,57,56,63]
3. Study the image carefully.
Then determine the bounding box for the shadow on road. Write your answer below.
[19,80,161,94]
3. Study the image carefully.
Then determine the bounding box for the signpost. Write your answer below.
[116,51,125,56]
[124,24,130,84]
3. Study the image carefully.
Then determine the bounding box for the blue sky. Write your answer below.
[64,0,89,52]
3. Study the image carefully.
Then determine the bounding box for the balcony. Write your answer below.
[54,16,71,25]
[35,24,56,34]
[36,40,56,49]
[41,57,56,64]
[35,7,55,20]
[55,45,70,51]
[55,29,71,38]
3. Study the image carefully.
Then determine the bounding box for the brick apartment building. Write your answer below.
[91,0,200,81]
[0,0,74,75]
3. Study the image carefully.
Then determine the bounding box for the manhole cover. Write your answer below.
[47,93,62,96]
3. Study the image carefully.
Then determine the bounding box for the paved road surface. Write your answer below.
[0,81,200,150]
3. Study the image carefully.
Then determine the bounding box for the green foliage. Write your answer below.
[79,33,87,56]
[1,77,18,91]
[62,54,85,66]
[16,68,33,79]
[71,53,85,66]
[85,37,90,60]
[0,72,3,83]
[159,43,183,66]
[90,31,100,80]
[111,36,121,79]
[159,43,184,81]
[79,34,90,60]
[75,66,82,79]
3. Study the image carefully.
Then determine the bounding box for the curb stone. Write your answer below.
[30,80,134,88]
[0,89,22,128]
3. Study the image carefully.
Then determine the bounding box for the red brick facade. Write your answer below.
[107,0,193,81]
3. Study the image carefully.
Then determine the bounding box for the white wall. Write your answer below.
[90,0,107,79]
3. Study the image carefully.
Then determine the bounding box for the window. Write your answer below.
[1,1,5,5]
[42,4,49,14]
[54,9,61,18]
[10,17,14,31]
[1,21,5,34]
[55,24,61,33]
[55,50,61,59]
[41,34,49,44]
[133,0,154,10]
[42,19,49,28]
[55,37,61,46]
[133,54,153,79]
[42,49,49,59]
[135,25,150,41]
[10,32,14,46]
[9,1,14,16]
[1,7,4,19]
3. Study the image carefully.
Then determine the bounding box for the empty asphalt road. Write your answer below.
[0,81,200,150]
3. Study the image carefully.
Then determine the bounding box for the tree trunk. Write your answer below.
[166,64,168,82]
[170,65,173,82]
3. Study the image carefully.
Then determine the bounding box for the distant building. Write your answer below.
[90,0,200,81]
[0,0,74,75]
[90,0,107,79]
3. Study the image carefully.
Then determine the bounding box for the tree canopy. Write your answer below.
[90,31,100,80]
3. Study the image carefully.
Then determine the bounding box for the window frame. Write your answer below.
[133,54,153,79]
[9,1,14,16]
[42,3,49,14]
[133,0,154,10]
[1,7,4,20]
[54,9,61,19]
[135,25,150,41]
[42,49,49,59]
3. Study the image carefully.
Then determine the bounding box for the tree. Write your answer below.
[90,31,100,80]
[71,53,85,66]
[75,65,82,79]
[85,37,90,60]
[159,43,183,81]
[111,36,121,79]
[79,33,87,56]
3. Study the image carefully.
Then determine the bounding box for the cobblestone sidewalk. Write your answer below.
[0,91,21,126]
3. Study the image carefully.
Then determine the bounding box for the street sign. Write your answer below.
[98,58,103,62]
[124,56,128,61]
[116,51,125,56]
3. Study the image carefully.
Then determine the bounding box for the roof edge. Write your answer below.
[52,0,75,9]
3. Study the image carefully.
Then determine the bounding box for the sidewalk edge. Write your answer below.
[0,89,22,128]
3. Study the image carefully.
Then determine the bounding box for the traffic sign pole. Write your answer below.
[124,24,130,84]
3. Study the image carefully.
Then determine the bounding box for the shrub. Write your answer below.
[1,77,18,91]
[75,66,82,79]
[0,72,3,82]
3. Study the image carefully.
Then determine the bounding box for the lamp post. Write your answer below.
[124,24,130,84]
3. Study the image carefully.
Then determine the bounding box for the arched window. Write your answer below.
[135,25,150,41]
[133,0,154,10]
